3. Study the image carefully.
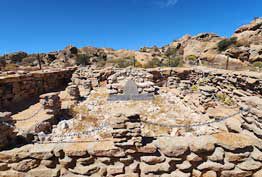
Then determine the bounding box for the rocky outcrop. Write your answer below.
[233,18,262,46]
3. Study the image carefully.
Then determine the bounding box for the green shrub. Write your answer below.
[169,57,182,67]
[109,58,134,68]
[165,47,177,57]
[135,61,143,68]
[252,61,262,69]
[224,97,234,106]
[144,58,161,68]
[4,63,17,71]
[191,85,198,92]
[76,54,90,66]
[217,37,237,51]
[216,93,234,106]
[186,55,197,61]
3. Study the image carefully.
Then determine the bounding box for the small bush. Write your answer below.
[144,58,161,68]
[169,57,183,67]
[109,58,134,68]
[76,54,90,66]
[165,47,177,57]
[216,93,234,106]
[217,37,237,51]
[186,55,197,61]
[4,63,17,71]
[191,85,198,92]
[135,61,143,68]
[252,61,262,69]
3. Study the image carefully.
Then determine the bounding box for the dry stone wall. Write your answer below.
[0,67,76,111]
[72,66,261,96]
[157,67,262,95]
[0,112,16,150]
[0,111,261,177]
[107,68,158,95]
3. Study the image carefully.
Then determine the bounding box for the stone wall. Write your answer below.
[72,66,261,95]
[150,67,262,95]
[72,66,114,88]
[0,106,261,177]
[0,67,76,111]
[0,112,16,150]
[107,68,158,95]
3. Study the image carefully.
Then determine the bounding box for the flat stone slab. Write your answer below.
[108,94,154,101]
[108,79,154,101]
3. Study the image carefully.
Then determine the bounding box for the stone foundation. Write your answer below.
[0,67,76,111]
[0,112,261,176]
[0,112,16,150]
[0,66,261,176]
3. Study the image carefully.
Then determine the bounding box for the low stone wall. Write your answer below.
[72,66,262,96]
[0,107,261,177]
[72,66,114,88]
[0,112,16,150]
[107,68,158,95]
[149,67,262,95]
[0,67,76,111]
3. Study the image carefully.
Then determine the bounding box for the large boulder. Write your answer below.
[233,18,262,46]
[182,33,222,60]
[249,44,262,62]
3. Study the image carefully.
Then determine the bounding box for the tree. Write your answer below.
[217,37,237,51]
[37,53,42,70]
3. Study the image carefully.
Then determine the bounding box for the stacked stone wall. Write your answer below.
[0,67,76,111]
[0,107,261,177]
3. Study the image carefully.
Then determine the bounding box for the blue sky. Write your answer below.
[0,0,261,54]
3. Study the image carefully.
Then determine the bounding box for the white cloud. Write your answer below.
[155,0,179,8]
[165,0,179,7]
[153,0,179,8]
[133,0,179,8]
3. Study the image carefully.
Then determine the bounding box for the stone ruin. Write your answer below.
[0,112,16,150]
[108,79,154,101]
[0,66,261,177]
[107,67,159,95]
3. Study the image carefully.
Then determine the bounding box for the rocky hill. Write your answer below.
[0,18,261,70]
